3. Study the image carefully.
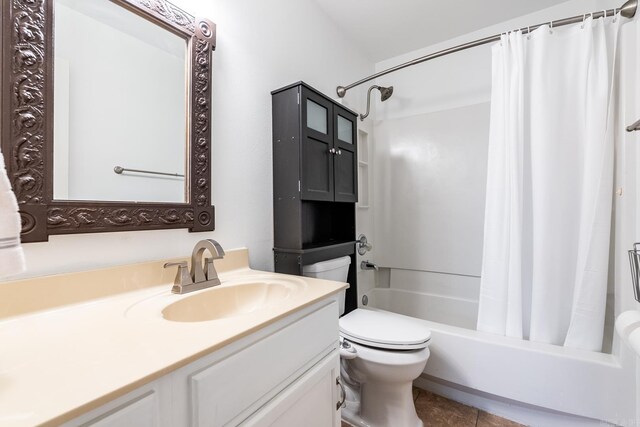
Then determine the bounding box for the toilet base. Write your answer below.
[341,382,423,427]
[341,400,365,426]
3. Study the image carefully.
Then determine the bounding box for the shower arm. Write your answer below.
[336,0,637,98]
[359,85,381,121]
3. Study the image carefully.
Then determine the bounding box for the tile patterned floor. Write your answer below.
[341,388,525,427]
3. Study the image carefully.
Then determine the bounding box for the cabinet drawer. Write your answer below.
[63,382,163,427]
[189,301,338,426]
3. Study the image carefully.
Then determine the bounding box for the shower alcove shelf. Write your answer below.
[272,82,358,313]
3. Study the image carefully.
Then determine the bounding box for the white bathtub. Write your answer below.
[363,284,635,425]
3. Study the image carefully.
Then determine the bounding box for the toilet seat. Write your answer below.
[339,308,431,350]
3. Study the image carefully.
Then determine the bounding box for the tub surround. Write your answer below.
[0,248,347,426]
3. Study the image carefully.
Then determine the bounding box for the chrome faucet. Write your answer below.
[164,239,226,294]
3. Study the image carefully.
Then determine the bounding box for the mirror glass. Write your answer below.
[53,0,188,203]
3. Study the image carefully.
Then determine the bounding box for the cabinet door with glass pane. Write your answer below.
[301,88,334,201]
[333,105,358,203]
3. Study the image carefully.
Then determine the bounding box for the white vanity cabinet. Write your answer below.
[63,299,342,427]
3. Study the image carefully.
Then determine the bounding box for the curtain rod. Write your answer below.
[336,0,638,98]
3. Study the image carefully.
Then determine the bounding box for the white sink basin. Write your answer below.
[124,275,308,323]
[162,281,294,322]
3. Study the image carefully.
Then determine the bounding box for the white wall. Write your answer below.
[9,0,372,279]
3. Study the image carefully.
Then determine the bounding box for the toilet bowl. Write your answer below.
[302,257,431,427]
[339,308,431,427]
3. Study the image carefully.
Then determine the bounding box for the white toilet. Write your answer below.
[303,257,431,427]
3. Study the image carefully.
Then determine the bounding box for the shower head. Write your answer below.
[360,85,394,121]
[378,86,394,102]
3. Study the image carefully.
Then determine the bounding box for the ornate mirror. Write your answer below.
[1,0,216,242]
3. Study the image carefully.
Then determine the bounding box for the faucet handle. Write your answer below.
[357,234,372,255]
[164,261,193,290]
[164,261,187,270]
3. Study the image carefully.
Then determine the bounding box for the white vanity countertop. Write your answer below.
[0,249,348,426]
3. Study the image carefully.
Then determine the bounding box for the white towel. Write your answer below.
[0,152,25,277]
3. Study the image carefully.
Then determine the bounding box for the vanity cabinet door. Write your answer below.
[242,349,341,427]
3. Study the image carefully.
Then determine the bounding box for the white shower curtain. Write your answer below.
[477,16,621,352]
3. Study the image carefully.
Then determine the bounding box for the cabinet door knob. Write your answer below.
[337,149,342,155]
[328,148,336,154]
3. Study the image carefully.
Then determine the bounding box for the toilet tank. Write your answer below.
[302,256,351,315]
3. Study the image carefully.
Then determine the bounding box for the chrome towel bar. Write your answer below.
[113,166,184,178]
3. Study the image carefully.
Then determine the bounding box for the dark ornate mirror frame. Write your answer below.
[1,0,216,242]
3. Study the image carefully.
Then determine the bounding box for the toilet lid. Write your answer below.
[339,308,431,350]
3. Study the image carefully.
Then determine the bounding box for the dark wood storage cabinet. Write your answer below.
[272,82,358,313]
